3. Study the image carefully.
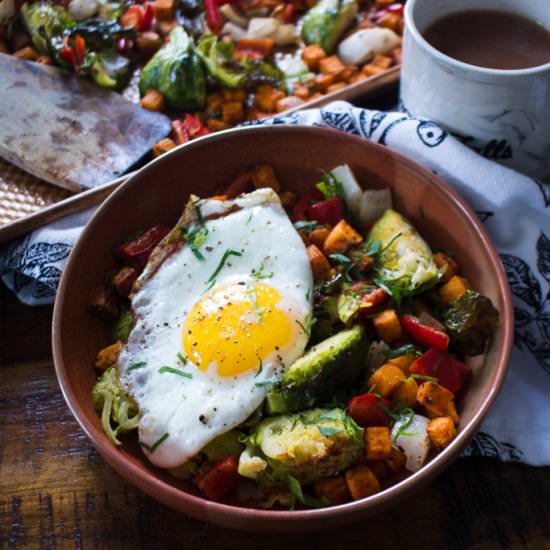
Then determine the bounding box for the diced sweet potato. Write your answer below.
[365,427,392,460]
[417,382,459,423]
[222,101,245,124]
[372,309,403,343]
[222,88,246,102]
[207,93,224,112]
[434,252,460,284]
[337,66,357,82]
[388,353,416,374]
[94,341,123,370]
[207,119,230,132]
[323,219,363,254]
[313,476,351,504]
[362,64,386,77]
[307,244,332,282]
[439,275,471,305]
[14,46,39,60]
[36,55,53,65]
[308,227,331,249]
[278,191,296,209]
[345,465,381,500]
[88,286,119,319]
[427,416,458,449]
[302,44,327,71]
[393,377,418,408]
[349,73,368,84]
[368,364,405,398]
[136,31,163,56]
[293,84,312,100]
[372,54,393,69]
[327,82,347,93]
[377,12,402,32]
[255,85,285,112]
[366,460,390,480]
[319,55,346,76]
[154,0,175,19]
[252,165,280,191]
[152,137,176,157]
[384,447,406,473]
[315,73,336,93]
[140,89,165,112]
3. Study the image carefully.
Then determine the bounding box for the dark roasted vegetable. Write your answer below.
[112,309,135,342]
[67,18,134,50]
[139,27,206,109]
[90,50,132,90]
[444,290,499,355]
[196,34,246,88]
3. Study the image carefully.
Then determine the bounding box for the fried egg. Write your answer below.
[117,189,313,468]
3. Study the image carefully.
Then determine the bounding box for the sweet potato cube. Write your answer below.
[140,89,165,112]
[385,447,406,473]
[368,364,405,398]
[154,0,175,19]
[345,465,381,500]
[372,54,393,69]
[302,44,327,70]
[372,309,403,343]
[255,85,284,112]
[365,427,392,460]
[222,88,246,102]
[315,73,336,92]
[362,64,385,77]
[152,137,176,157]
[393,376,418,408]
[388,353,416,374]
[319,55,346,76]
[207,93,224,112]
[433,252,459,283]
[417,382,459,423]
[323,219,363,254]
[327,82,347,93]
[313,476,350,504]
[207,119,230,132]
[293,84,312,100]
[439,275,471,305]
[14,46,39,61]
[222,101,245,124]
[308,227,331,249]
[94,341,123,370]
[427,416,458,449]
[278,191,296,209]
[307,244,332,282]
[252,164,280,192]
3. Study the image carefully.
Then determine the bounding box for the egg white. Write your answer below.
[117,189,313,468]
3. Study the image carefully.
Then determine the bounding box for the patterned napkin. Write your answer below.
[1,101,549,465]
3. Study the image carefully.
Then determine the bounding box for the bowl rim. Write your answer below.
[52,124,514,526]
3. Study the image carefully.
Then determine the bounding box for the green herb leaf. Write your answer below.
[182,223,209,262]
[316,171,345,201]
[255,356,263,378]
[246,282,264,320]
[176,352,187,364]
[372,275,402,309]
[128,361,146,371]
[392,409,416,441]
[294,220,322,233]
[159,366,192,379]
[377,401,401,422]
[385,344,421,359]
[140,432,169,453]
[254,378,275,388]
[364,239,381,257]
[411,374,438,383]
[207,249,243,287]
[252,258,273,280]
[296,313,316,337]
[303,494,330,508]
[287,475,305,505]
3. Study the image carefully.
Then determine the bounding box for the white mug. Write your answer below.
[400,0,550,179]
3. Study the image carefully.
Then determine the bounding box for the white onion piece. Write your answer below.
[392,413,431,472]
[0,0,15,24]
[222,21,247,41]
[331,164,362,219]
[273,23,297,45]
[220,4,248,28]
[68,0,99,20]
[337,27,401,66]
[359,188,392,225]
[247,17,280,39]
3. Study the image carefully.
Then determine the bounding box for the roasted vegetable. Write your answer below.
[67,18,134,50]
[337,27,400,66]
[238,408,363,484]
[196,34,246,88]
[266,326,366,414]
[92,366,139,445]
[112,309,135,342]
[22,3,75,54]
[444,290,499,355]
[139,27,206,109]
[366,209,441,302]
[90,50,132,90]
[301,0,358,55]
[391,411,431,472]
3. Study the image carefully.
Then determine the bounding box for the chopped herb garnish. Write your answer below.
[385,344,422,359]
[254,377,275,388]
[182,223,209,261]
[316,171,345,202]
[411,374,438,383]
[392,408,416,441]
[377,401,400,421]
[296,313,316,337]
[305,288,311,302]
[372,275,402,309]
[255,356,263,377]
[287,475,304,506]
[318,426,343,437]
[329,253,354,282]
[207,248,243,288]
[246,212,253,224]
[128,361,146,371]
[140,432,169,453]
[364,239,381,257]
[294,220,322,233]
[176,352,187,364]
[252,258,273,280]
[194,203,204,225]
[246,283,264,320]
[159,366,192,379]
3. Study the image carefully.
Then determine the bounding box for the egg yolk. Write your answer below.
[183,282,295,377]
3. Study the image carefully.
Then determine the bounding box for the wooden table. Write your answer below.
[1,283,550,549]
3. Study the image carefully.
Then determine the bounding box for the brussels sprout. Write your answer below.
[67,18,134,50]
[92,366,139,446]
[266,326,366,414]
[444,290,499,355]
[366,209,441,303]
[301,0,358,55]
[139,27,206,110]
[90,50,132,90]
[195,34,246,88]
[241,58,283,88]
[112,309,134,342]
[21,2,75,54]
[238,408,363,484]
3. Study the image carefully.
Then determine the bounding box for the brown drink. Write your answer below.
[422,10,550,70]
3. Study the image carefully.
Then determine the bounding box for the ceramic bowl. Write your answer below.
[52,125,513,532]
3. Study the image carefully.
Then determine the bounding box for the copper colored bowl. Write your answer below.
[52,125,513,532]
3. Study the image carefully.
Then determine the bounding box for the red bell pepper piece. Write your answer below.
[182,114,209,139]
[112,266,138,297]
[121,5,144,30]
[292,188,324,220]
[410,347,471,394]
[282,3,295,22]
[205,0,222,33]
[197,455,241,500]
[140,2,154,31]
[171,120,190,145]
[118,225,170,260]
[61,36,75,68]
[347,393,392,427]
[234,47,265,61]
[307,197,344,226]
[224,170,253,198]
[386,3,404,14]
[401,314,450,351]
[73,34,86,66]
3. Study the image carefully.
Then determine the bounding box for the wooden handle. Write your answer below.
[0,171,134,243]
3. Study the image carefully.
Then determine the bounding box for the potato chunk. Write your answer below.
[94,341,123,370]
[417,382,459,423]
[345,465,381,500]
[427,416,457,449]
[365,427,392,460]
[368,364,405,398]
[313,476,351,504]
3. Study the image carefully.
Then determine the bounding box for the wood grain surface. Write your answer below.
[1,284,550,549]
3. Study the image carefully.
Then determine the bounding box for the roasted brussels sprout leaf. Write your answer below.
[196,34,246,88]
[301,0,358,54]
[139,27,206,109]
[67,18,134,50]
[238,408,363,484]
[90,50,132,90]
[92,367,139,445]
[22,2,75,54]
[444,290,499,355]
[112,309,134,342]
[367,209,441,301]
